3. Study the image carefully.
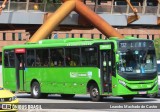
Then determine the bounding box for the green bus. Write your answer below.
[2,37,158,101]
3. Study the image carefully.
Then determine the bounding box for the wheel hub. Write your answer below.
[33,86,39,96]
[92,88,98,97]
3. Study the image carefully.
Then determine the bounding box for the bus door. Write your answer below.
[99,44,114,94]
[15,48,26,91]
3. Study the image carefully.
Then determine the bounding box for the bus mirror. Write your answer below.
[116,54,119,63]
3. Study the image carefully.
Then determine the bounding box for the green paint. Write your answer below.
[2,37,158,98]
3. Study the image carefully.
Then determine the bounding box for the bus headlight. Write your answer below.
[119,80,126,87]
[155,79,158,84]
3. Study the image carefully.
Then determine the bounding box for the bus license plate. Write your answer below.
[139,91,147,94]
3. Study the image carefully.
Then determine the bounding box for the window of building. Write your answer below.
[147,0,158,6]
[18,33,22,41]
[12,33,15,40]
[3,33,6,40]
[114,1,127,5]
[131,2,140,6]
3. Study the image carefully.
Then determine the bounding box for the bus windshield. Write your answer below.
[118,49,157,74]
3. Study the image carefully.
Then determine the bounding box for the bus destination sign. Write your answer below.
[119,41,153,49]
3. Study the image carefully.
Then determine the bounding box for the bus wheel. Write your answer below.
[122,95,134,101]
[31,81,41,98]
[89,84,102,102]
[61,94,75,99]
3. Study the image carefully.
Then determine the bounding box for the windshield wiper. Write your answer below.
[143,49,148,63]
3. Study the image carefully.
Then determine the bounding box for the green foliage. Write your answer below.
[154,38,160,60]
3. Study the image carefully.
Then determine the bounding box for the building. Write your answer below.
[0,0,160,53]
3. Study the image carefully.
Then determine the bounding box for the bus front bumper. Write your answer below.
[113,81,158,97]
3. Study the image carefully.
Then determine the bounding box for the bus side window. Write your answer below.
[65,48,80,66]
[58,60,62,66]
[4,50,15,67]
[43,59,49,66]
[32,55,41,66]
[81,47,98,66]
[36,49,49,67]
[4,55,9,67]
[50,49,64,66]
[27,49,35,67]
[66,56,76,66]
[50,60,54,66]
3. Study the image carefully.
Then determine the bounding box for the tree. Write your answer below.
[154,38,160,60]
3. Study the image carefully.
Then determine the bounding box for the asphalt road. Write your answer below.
[15,93,160,112]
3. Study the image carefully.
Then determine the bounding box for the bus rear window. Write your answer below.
[4,50,15,67]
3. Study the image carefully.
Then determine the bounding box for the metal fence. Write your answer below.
[0,1,160,16]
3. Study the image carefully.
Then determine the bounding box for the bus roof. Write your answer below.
[2,37,151,50]
[3,38,115,50]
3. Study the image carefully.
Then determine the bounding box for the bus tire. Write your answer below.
[61,94,75,99]
[89,84,102,102]
[31,81,42,99]
[122,95,134,101]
